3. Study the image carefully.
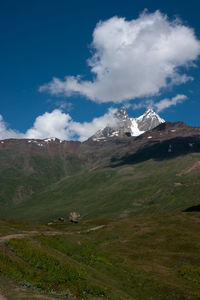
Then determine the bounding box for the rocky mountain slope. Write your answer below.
[0,118,199,221]
[91,108,165,141]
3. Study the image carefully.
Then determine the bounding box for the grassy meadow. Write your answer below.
[0,214,200,299]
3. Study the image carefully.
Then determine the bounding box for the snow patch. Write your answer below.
[130,119,144,136]
[44,137,56,142]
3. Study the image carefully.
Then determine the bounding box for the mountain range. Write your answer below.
[0,108,199,221]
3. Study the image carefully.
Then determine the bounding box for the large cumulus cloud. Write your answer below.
[40,10,200,102]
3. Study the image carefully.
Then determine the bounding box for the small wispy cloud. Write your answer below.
[55,101,73,111]
[155,94,187,112]
[132,94,187,113]
[0,115,23,139]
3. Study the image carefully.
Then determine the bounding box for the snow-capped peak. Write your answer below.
[135,109,165,132]
[137,109,163,120]
[90,108,165,141]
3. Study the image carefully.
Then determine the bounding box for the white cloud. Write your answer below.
[0,109,118,142]
[0,115,23,139]
[132,100,154,111]
[39,10,200,103]
[24,109,72,140]
[25,108,118,141]
[155,94,187,112]
[68,108,118,141]
[132,94,187,112]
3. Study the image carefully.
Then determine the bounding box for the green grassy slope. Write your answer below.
[2,152,199,222]
[0,152,66,206]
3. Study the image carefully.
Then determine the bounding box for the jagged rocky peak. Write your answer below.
[136,109,165,132]
[114,107,129,120]
[90,107,165,141]
[114,107,132,130]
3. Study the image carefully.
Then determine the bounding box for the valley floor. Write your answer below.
[0,213,200,299]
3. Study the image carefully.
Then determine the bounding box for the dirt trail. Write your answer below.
[0,225,106,243]
[84,225,105,232]
[0,293,7,300]
[0,231,68,243]
[178,160,200,176]
[0,233,35,242]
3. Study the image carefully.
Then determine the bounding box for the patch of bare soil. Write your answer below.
[178,161,200,176]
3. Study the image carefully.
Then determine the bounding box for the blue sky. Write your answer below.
[1,0,200,140]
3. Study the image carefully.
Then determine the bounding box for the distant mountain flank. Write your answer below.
[90,108,165,141]
[0,116,199,221]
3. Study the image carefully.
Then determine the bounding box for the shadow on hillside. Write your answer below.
[110,136,200,167]
[183,204,200,212]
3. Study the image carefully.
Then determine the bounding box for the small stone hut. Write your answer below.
[69,212,80,224]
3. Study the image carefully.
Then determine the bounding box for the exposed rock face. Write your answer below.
[114,107,133,133]
[91,108,133,141]
[90,108,165,141]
